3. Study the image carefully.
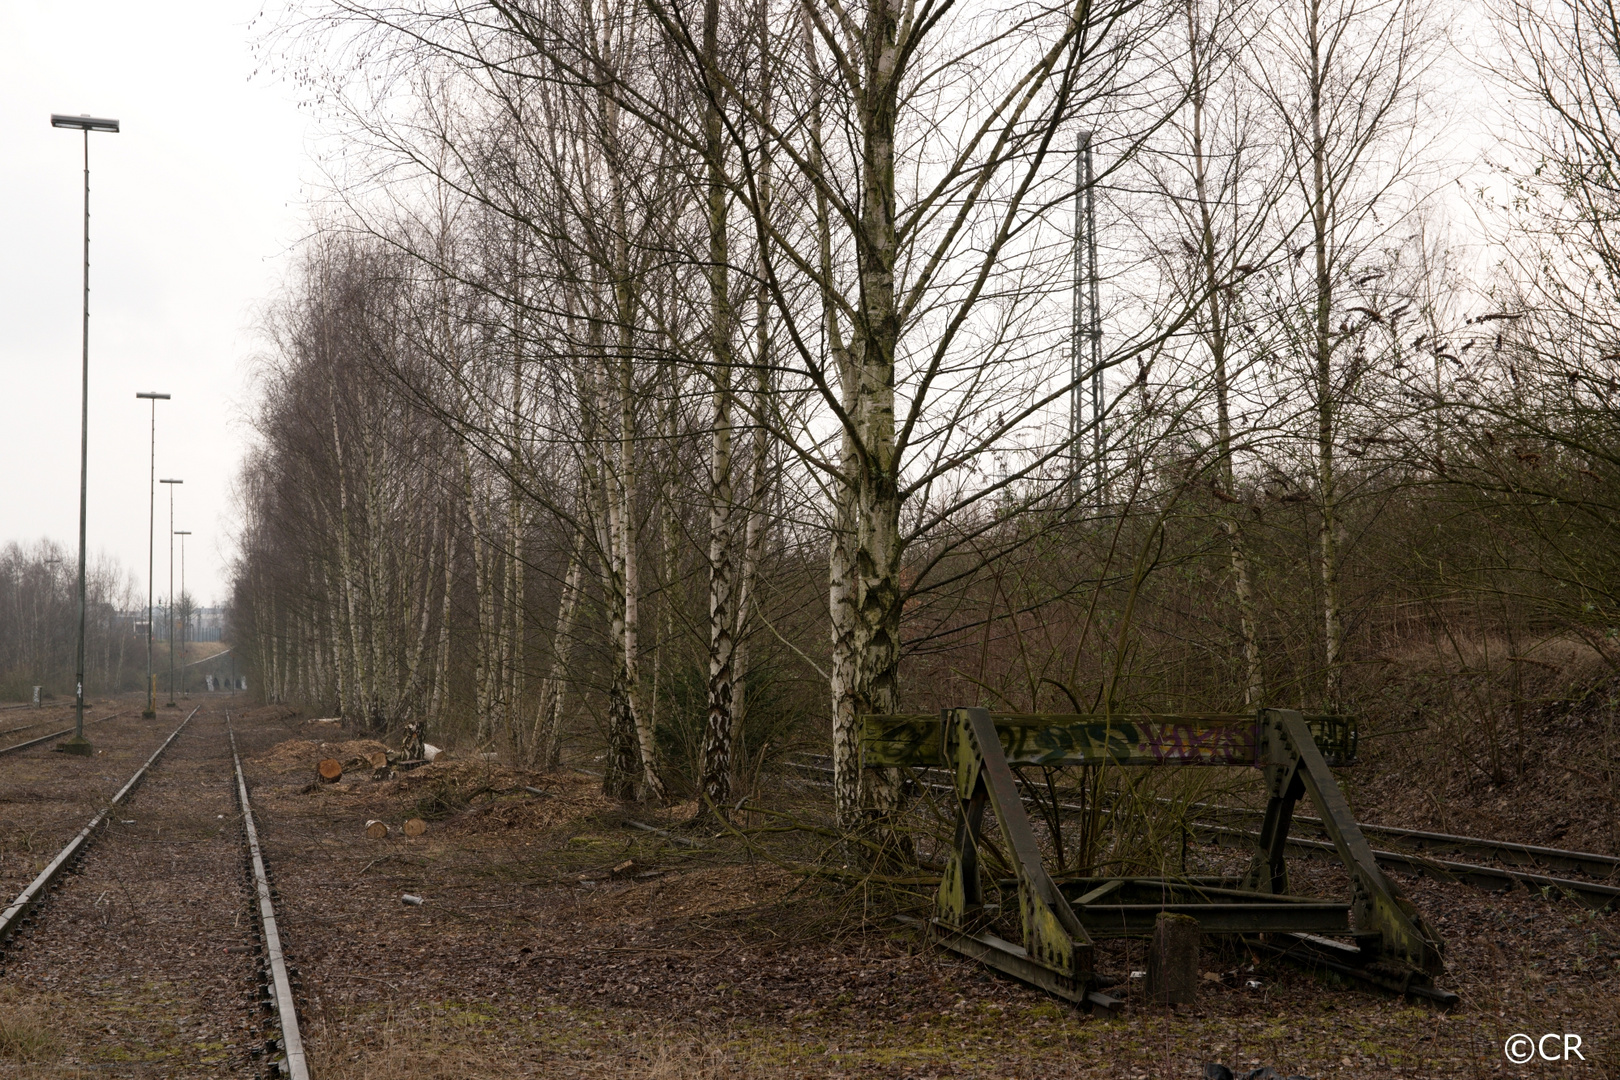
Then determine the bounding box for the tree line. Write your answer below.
[0,540,141,702]
[230,0,1620,815]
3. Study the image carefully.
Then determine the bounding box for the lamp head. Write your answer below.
[136,392,171,401]
[51,114,120,133]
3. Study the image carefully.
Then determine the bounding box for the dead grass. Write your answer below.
[387,766,616,830]
[237,704,1619,1079]
[1376,630,1613,694]
[589,863,800,922]
[254,737,392,773]
[307,1014,510,1080]
[306,1006,754,1080]
[0,993,61,1063]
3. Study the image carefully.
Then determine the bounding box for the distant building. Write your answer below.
[119,604,227,643]
[192,606,226,643]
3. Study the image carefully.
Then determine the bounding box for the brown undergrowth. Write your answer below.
[235,706,1617,1079]
[1347,632,1620,855]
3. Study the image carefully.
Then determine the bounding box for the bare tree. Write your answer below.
[1255,0,1436,708]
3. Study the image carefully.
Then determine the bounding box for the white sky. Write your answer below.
[0,1,312,608]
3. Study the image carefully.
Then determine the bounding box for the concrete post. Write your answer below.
[1147,911,1200,1005]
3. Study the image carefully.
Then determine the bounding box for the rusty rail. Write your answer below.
[0,712,120,757]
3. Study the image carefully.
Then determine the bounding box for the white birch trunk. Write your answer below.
[535,532,585,768]
[1306,0,1343,711]
[583,307,639,799]
[429,503,457,726]
[698,0,736,812]
[800,10,864,828]
[1183,2,1265,706]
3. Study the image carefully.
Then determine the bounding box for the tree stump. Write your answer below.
[317,758,343,783]
[1147,911,1200,1005]
[403,817,428,838]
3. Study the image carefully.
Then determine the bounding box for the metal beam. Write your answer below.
[1075,902,1350,937]
[863,712,1356,769]
[922,920,1121,1012]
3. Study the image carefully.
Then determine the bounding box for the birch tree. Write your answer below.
[1257,0,1434,708]
[1139,0,1301,705]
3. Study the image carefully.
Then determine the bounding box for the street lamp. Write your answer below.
[136,392,169,718]
[175,530,191,697]
[159,478,182,706]
[51,112,120,757]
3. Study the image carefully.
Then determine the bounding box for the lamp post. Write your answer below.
[159,478,182,706]
[175,530,190,697]
[51,112,119,757]
[136,392,169,718]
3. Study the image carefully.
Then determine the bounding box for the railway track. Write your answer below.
[0,708,195,946]
[0,712,61,737]
[0,706,311,1078]
[0,710,121,756]
[785,753,1620,910]
[231,714,310,1080]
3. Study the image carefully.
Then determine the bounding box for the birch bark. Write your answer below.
[1305,0,1343,711]
[698,0,737,813]
[1183,0,1265,706]
[329,382,365,722]
[429,500,456,726]
[799,9,862,827]
[535,531,585,767]
[583,305,641,799]
[846,0,908,825]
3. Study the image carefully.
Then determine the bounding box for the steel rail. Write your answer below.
[0,707,196,947]
[785,754,1620,908]
[0,715,59,738]
[1151,798,1620,881]
[1197,822,1620,911]
[230,718,309,1080]
[0,712,121,757]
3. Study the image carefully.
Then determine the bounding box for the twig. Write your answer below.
[626,818,704,847]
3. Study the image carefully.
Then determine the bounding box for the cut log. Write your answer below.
[317,758,343,783]
[367,752,388,770]
[423,743,442,762]
[364,820,388,840]
[402,817,428,837]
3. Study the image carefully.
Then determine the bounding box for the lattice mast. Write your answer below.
[1070,132,1103,499]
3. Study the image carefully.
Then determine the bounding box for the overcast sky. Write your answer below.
[0,1,311,608]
